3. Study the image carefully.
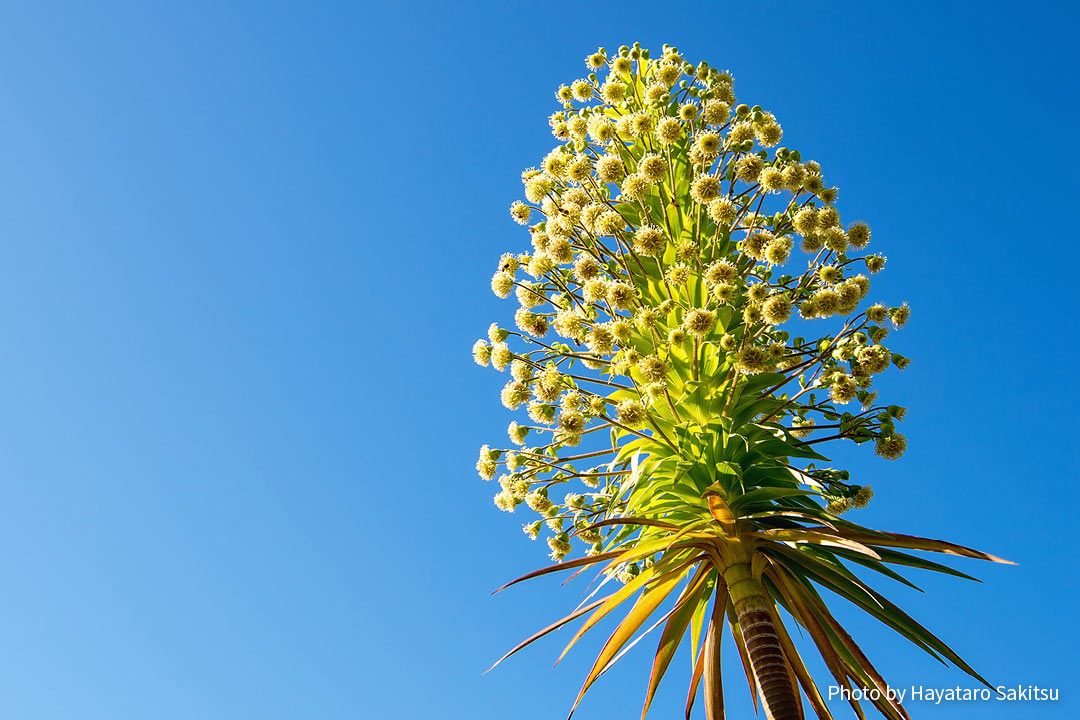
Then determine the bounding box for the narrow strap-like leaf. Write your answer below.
[641,566,712,719]
[788,555,991,686]
[750,528,882,560]
[742,509,840,531]
[826,546,924,592]
[765,543,884,609]
[575,517,680,534]
[568,565,691,716]
[684,600,711,720]
[486,596,608,673]
[770,548,944,662]
[811,601,910,720]
[492,550,623,594]
[817,528,1015,564]
[767,568,867,720]
[703,586,727,720]
[767,593,833,720]
[871,546,981,582]
[557,562,663,666]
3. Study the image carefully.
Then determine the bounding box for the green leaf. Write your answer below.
[641,566,712,718]
[729,487,819,514]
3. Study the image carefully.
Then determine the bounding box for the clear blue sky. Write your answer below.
[0,1,1075,718]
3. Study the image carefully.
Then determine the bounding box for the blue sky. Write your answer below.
[0,1,1076,718]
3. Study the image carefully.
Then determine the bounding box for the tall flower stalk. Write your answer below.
[472,43,1011,720]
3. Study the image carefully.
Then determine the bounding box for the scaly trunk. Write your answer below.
[705,559,799,720]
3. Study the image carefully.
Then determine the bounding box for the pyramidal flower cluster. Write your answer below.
[473,43,910,562]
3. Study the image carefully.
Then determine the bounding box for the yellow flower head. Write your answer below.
[735,155,764,183]
[736,345,768,373]
[616,399,647,427]
[596,155,626,183]
[693,132,722,158]
[690,175,722,204]
[763,295,793,325]
[633,225,666,257]
[707,198,737,225]
[847,221,871,249]
[473,340,492,367]
[657,117,682,145]
[600,80,628,105]
[760,166,785,192]
[875,433,907,460]
[683,308,716,337]
[639,153,667,183]
[637,355,667,383]
[656,61,682,87]
[702,100,730,125]
[607,281,637,310]
[571,79,593,102]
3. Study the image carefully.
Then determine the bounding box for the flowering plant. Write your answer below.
[472,43,1010,720]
